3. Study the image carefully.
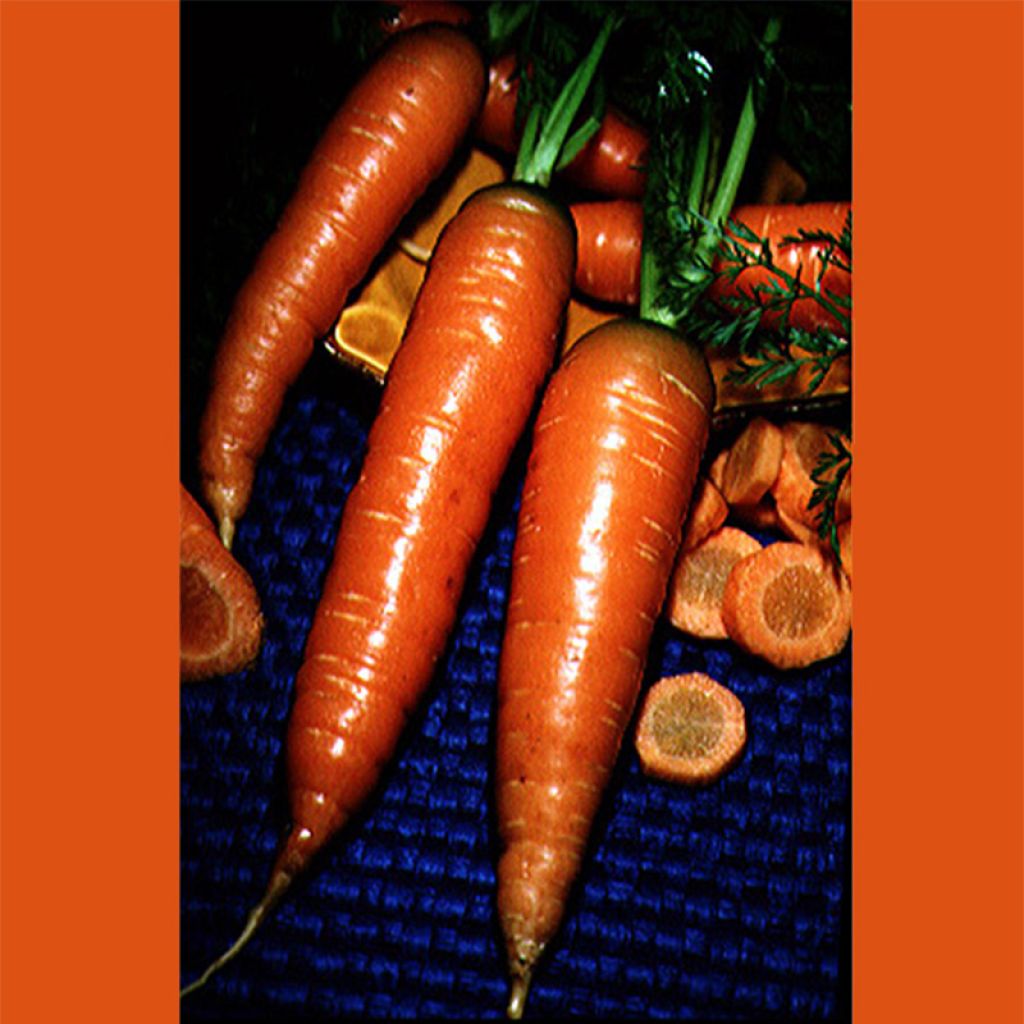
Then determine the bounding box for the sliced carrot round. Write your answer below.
[720,416,784,506]
[666,526,763,639]
[721,542,851,669]
[680,475,729,552]
[772,421,852,529]
[635,672,746,785]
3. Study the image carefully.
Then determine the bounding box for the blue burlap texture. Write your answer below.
[180,358,851,1021]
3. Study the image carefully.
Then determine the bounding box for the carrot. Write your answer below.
[377,0,470,35]
[634,672,746,785]
[475,52,649,199]
[719,415,784,506]
[665,525,763,640]
[837,518,852,584]
[180,484,263,682]
[182,20,615,998]
[756,150,808,205]
[721,541,852,669]
[708,201,852,336]
[198,26,485,549]
[495,318,714,1017]
[771,420,852,531]
[730,494,782,533]
[570,199,643,306]
[680,474,729,552]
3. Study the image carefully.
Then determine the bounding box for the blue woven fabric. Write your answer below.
[180,356,851,1021]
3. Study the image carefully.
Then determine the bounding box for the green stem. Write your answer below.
[513,14,617,187]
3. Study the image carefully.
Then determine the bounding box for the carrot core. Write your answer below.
[648,687,725,758]
[762,565,832,638]
[180,565,229,655]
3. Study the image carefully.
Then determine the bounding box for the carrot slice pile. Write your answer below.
[680,476,729,552]
[635,672,746,785]
[771,421,852,532]
[719,416,784,506]
[666,526,763,639]
[721,542,851,669]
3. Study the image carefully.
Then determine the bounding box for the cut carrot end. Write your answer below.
[666,526,763,639]
[721,542,852,670]
[507,970,532,1020]
[180,867,294,998]
[635,673,746,785]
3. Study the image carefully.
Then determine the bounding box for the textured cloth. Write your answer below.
[180,357,851,1021]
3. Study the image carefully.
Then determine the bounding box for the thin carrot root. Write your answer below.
[721,542,852,669]
[180,867,293,998]
[635,672,746,785]
[666,526,763,639]
[507,970,532,1020]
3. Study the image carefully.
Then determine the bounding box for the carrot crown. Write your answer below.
[512,14,617,188]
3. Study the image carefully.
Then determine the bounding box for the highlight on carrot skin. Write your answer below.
[634,672,747,785]
[721,541,852,670]
[180,484,263,683]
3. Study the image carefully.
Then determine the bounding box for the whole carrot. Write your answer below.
[496,317,714,1016]
[182,20,617,997]
[199,26,485,548]
[476,52,649,199]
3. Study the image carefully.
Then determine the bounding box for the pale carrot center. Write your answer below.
[181,565,229,655]
[681,548,737,605]
[649,689,725,759]
[762,565,832,638]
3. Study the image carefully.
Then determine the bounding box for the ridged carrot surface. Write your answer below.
[495,318,713,1013]
[199,26,485,547]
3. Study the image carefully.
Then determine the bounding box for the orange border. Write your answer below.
[1,2,179,1021]
[853,3,1023,1023]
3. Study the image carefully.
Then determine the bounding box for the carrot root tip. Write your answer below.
[218,515,235,551]
[507,970,532,1020]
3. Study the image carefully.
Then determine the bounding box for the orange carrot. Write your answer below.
[836,518,852,585]
[180,484,263,682]
[475,52,649,199]
[198,26,485,548]
[730,494,782,533]
[756,151,808,205]
[721,541,852,669]
[182,181,577,998]
[680,475,729,552]
[707,446,729,490]
[665,526,763,640]
[634,672,746,785]
[719,415,784,506]
[570,199,643,306]
[182,15,619,992]
[771,420,852,531]
[495,318,714,1017]
[377,0,470,35]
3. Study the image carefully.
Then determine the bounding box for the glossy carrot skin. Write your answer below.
[496,319,713,989]
[377,0,470,35]
[199,26,485,544]
[475,53,649,199]
[570,199,643,306]
[709,202,852,335]
[273,183,576,882]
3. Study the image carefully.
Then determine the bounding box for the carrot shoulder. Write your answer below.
[496,318,713,1015]
[199,26,485,548]
[180,484,263,682]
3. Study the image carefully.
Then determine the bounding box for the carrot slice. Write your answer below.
[635,673,746,785]
[720,416,784,506]
[771,421,852,530]
[180,484,263,682]
[837,519,852,585]
[721,542,852,669]
[666,526,763,639]
[730,493,781,532]
[707,447,729,491]
[680,476,729,552]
